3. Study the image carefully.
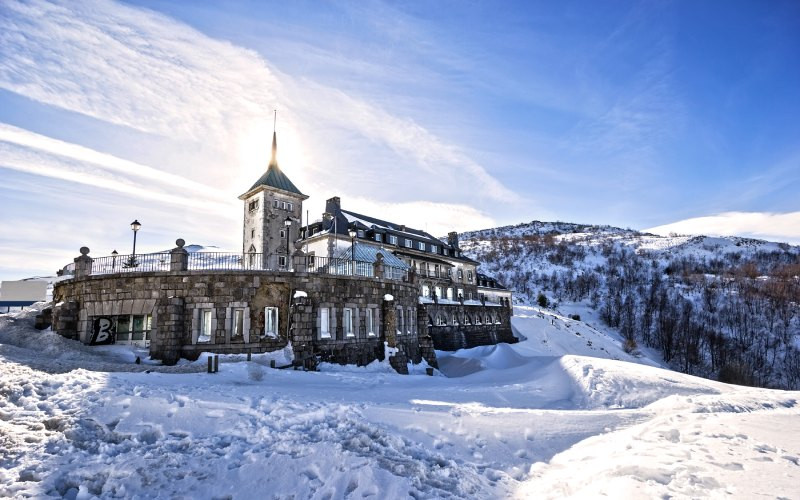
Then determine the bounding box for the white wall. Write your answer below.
[0,280,48,301]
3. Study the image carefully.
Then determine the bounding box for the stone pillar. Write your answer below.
[151,297,184,365]
[290,301,316,370]
[53,300,79,340]
[74,247,93,278]
[373,252,384,278]
[170,238,189,271]
[292,248,307,273]
[382,296,396,347]
[381,296,408,374]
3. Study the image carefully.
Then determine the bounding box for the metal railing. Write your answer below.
[91,253,172,274]
[61,262,75,276]
[63,252,409,281]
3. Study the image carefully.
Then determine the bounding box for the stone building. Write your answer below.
[51,129,515,373]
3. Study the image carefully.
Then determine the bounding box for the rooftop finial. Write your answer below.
[270,109,278,167]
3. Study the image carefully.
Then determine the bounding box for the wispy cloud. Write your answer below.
[0,0,517,209]
[646,211,800,245]
[0,125,234,213]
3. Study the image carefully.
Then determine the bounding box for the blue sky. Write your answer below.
[1,0,799,279]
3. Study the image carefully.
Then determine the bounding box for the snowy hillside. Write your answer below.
[2,305,799,498]
[460,221,800,390]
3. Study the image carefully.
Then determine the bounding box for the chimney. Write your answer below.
[448,231,459,250]
[325,196,341,215]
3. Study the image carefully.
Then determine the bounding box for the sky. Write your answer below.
[1,0,799,280]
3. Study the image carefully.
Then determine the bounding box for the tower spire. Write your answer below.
[269,110,278,167]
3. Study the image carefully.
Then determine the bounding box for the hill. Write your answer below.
[460,221,800,389]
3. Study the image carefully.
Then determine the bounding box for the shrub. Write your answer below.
[623,337,638,354]
[537,293,549,308]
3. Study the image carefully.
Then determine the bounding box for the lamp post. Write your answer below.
[111,249,118,271]
[125,220,141,268]
[284,216,292,269]
[348,227,357,275]
[348,227,357,261]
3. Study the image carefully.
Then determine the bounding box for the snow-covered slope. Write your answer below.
[2,306,799,498]
[460,221,800,390]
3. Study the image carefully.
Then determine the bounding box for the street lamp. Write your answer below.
[284,216,292,268]
[125,220,141,268]
[348,227,357,262]
[111,249,118,271]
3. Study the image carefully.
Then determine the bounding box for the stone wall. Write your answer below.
[420,303,516,351]
[53,269,422,371]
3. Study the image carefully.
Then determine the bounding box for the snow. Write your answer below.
[2,305,799,498]
[383,294,393,301]
[293,290,308,299]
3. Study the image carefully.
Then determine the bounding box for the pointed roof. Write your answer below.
[240,130,307,199]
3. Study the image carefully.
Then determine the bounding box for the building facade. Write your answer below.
[51,129,515,372]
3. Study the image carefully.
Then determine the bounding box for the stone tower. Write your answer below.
[238,129,308,267]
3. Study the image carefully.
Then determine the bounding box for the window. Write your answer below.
[446,288,453,300]
[434,264,440,277]
[407,307,414,334]
[417,241,425,251]
[458,269,463,280]
[278,255,287,267]
[273,200,279,208]
[111,314,153,344]
[250,229,255,239]
[264,307,279,337]
[464,314,472,325]
[447,268,452,278]
[397,307,404,335]
[366,309,375,336]
[421,285,430,298]
[343,308,354,337]
[458,288,464,300]
[320,308,331,338]
[431,245,438,253]
[475,314,482,325]
[434,286,442,299]
[388,235,398,245]
[405,239,412,248]
[485,314,492,325]
[495,315,501,324]
[452,314,458,325]
[357,230,365,238]
[233,308,245,338]
[287,202,293,211]
[279,229,286,238]
[248,200,259,212]
[282,201,288,210]
[199,309,212,342]
[374,233,382,243]
[467,271,473,282]
[443,248,449,256]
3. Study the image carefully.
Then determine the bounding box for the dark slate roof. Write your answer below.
[341,209,436,241]
[246,164,305,196]
[477,272,508,290]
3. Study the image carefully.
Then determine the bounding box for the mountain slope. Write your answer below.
[460,221,800,389]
